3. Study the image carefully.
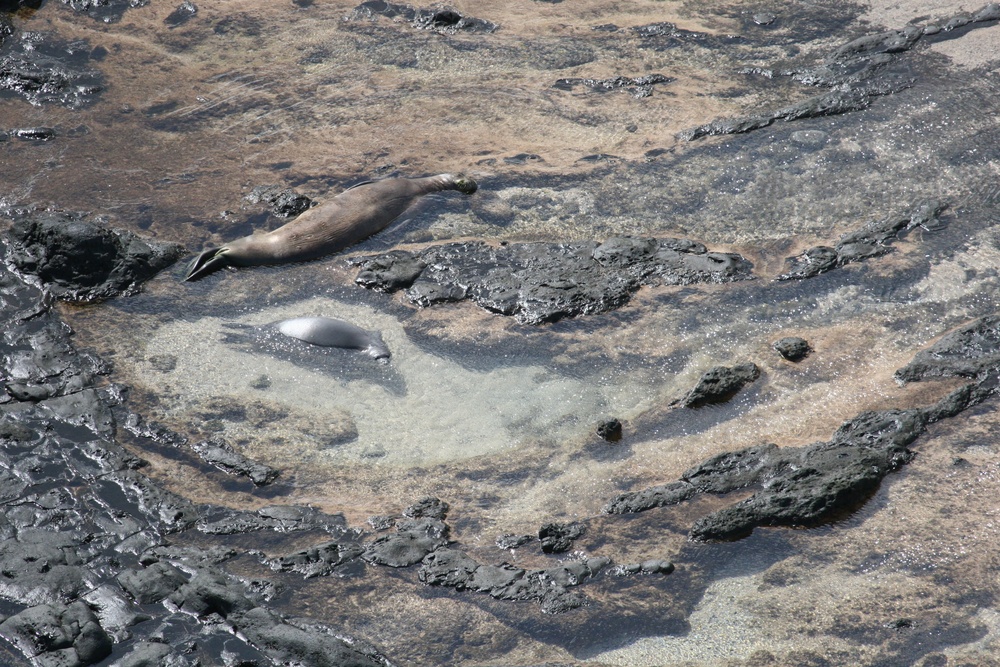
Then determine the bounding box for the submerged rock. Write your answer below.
[190,439,280,486]
[348,0,498,33]
[896,314,1000,383]
[4,210,185,302]
[774,337,811,362]
[553,74,674,98]
[596,418,623,442]
[682,5,1000,139]
[779,200,947,280]
[0,31,104,108]
[680,362,760,408]
[59,0,149,23]
[538,521,586,554]
[354,237,754,324]
[245,184,314,218]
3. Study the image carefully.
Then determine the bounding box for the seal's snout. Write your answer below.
[453,174,478,195]
[184,247,231,281]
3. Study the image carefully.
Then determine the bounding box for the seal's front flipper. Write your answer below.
[185,247,230,281]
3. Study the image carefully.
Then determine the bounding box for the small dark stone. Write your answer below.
[538,521,585,553]
[245,185,314,218]
[752,11,776,25]
[165,1,197,27]
[682,362,760,408]
[403,497,449,520]
[11,126,55,140]
[596,418,623,442]
[503,153,543,165]
[495,533,533,549]
[773,337,811,362]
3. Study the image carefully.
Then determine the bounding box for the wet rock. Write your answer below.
[4,210,185,302]
[682,6,1000,139]
[353,237,754,324]
[167,568,255,618]
[190,438,279,486]
[118,562,188,604]
[596,418,623,442]
[790,129,828,148]
[245,184,314,218]
[113,641,173,666]
[774,337,811,362]
[418,548,610,613]
[59,0,149,23]
[605,409,930,540]
[503,152,543,165]
[198,504,348,536]
[752,12,776,26]
[779,200,947,280]
[105,469,200,532]
[538,521,585,554]
[164,0,197,28]
[2,320,109,402]
[267,540,365,578]
[553,74,674,98]
[496,533,533,549]
[10,126,55,140]
[612,560,675,576]
[0,32,104,107]
[403,496,449,520]
[361,516,450,567]
[0,600,112,666]
[231,607,389,667]
[348,0,498,34]
[681,362,760,408]
[896,314,1000,383]
[367,515,395,531]
[418,548,480,587]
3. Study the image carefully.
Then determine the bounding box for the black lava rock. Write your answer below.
[266,541,365,578]
[896,314,1000,383]
[553,73,674,98]
[0,32,104,107]
[245,184,314,218]
[190,439,279,486]
[596,418,623,442]
[538,521,585,554]
[496,533,533,549]
[164,0,197,28]
[773,337,811,362]
[349,0,498,33]
[681,362,760,408]
[59,0,150,23]
[4,211,185,302]
[779,201,947,280]
[361,516,450,567]
[353,237,754,324]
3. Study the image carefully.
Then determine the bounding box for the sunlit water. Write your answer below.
[4,0,1000,664]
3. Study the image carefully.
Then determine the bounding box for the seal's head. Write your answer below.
[451,174,478,195]
[185,246,231,281]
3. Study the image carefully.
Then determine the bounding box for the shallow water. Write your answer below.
[4,0,1000,665]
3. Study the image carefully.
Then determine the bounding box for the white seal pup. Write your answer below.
[275,316,390,360]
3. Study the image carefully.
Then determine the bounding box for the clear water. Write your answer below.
[4,0,1000,664]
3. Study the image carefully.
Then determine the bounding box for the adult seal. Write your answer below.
[275,316,391,360]
[185,173,478,281]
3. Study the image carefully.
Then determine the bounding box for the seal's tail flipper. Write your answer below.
[185,247,230,281]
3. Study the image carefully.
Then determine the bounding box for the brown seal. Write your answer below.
[185,173,477,281]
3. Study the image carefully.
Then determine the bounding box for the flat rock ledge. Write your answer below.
[353,237,754,324]
[605,313,1000,540]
